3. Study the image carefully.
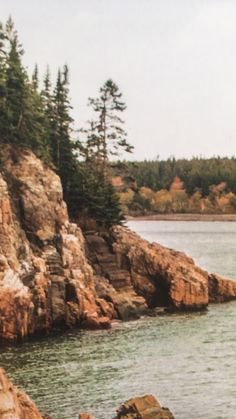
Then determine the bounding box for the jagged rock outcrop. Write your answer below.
[0,146,112,340]
[0,368,45,419]
[85,226,236,314]
[110,226,208,311]
[111,226,236,310]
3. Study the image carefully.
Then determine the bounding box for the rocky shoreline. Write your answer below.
[0,145,236,342]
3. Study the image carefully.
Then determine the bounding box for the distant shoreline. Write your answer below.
[126,213,236,222]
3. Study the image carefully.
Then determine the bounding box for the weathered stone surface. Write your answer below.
[85,232,148,321]
[0,368,44,418]
[208,273,236,302]
[0,146,111,340]
[116,395,175,418]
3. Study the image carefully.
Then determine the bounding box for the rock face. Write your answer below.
[86,226,236,314]
[110,226,209,311]
[208,274,236,303]
[0,146,112,340]
[85,232,148,320]
[0,368,44,419]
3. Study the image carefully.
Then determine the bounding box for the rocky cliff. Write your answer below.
[0,145,112,340]
[0,145,236,341]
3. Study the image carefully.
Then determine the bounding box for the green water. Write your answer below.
[1,221,236,419]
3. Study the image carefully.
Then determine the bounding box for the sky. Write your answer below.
[2,0,236,160]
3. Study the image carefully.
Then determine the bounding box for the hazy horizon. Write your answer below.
[2,0,236,161]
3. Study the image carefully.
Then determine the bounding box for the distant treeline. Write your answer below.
[126,158,236,196]
[114,158,236,215]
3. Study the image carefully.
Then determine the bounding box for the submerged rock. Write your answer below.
[78,395,175,418]
[116,395,175,418]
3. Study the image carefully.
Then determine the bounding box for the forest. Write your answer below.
[115,158,236,215]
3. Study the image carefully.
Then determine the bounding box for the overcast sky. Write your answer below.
[2,0,236,160]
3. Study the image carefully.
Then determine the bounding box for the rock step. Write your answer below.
[46,263,64,275]
[85,235,110,254]
[100,262,119,273]
[96,254,116,264]
[107,270,131,280]
[109,279,131,291]
[45,251,64,276]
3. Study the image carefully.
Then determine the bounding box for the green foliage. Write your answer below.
[115,159,236,215]
[82,79,133,165]
[67,161,123,228]
[127,157,236,196]
[74,79,132,228]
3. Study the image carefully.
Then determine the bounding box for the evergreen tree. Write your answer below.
[87,79,133,173]
[41,66,55,161]
[4,16,29,145]
[32,64,39,90]
[2,17,48,158]
[74,79,132,228]
[52,65,75,198]
[0,21,7,139]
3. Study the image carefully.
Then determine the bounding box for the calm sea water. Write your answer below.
[1,221,236,419]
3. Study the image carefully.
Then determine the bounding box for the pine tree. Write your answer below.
[32,64,39,90]
[87,79,133,171]
[0,21,7,140]
[52,65,75,198]
[74,79,132,228]
[0,19,47,160]
[41,66,55,161]
[4,16,29,145]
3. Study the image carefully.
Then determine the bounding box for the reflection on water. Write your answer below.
[1,221,236,419]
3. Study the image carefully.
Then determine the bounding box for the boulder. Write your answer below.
[116,395,175,419]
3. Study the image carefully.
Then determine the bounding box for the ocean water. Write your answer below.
[1,221,236,419]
